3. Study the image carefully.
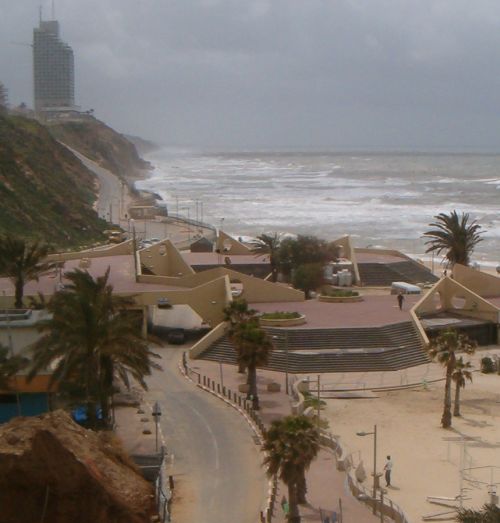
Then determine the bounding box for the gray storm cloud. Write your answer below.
[1,0,500,149]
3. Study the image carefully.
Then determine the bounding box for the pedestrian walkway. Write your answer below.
[114,396,159,456]
[188,357,380,522]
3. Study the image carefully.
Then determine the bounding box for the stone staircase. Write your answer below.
[357,260,438,287]
[198,321,429,373]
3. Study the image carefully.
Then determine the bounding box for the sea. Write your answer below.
[136,150,500,267]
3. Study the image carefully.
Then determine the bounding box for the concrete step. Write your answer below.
[358,260,438,287]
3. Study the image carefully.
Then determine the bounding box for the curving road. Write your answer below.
[146,347,268,523]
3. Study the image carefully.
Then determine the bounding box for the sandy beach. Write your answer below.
[322,347,500,522]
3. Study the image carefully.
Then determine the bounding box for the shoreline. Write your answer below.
[137,148,500,267]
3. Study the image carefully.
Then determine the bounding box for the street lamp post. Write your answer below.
[218,218,225,265]
[130,219,138,279]
[152,401,162,453]
[357,424,378,515]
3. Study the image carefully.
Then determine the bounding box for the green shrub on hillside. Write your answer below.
[0,114,106,247]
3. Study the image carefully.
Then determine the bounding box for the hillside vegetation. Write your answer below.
[49,118,152,183]
[0,114,106,247]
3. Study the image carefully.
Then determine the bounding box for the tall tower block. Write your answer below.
[33,17,75,114]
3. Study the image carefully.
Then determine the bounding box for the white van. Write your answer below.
[390,282,421,295]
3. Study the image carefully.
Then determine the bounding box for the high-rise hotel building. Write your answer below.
[33,19,75,114]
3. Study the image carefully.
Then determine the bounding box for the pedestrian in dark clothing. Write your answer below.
[397,293,404,311]
[384,455,393,487]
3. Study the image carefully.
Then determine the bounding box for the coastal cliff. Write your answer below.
[48,118,153,183]
[0,114,106,247]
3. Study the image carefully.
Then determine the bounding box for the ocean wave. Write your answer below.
[141,150,500,261]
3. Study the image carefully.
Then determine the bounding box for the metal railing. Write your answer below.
[155,447,172,522]
[320,432,411,523]
[167,213,217,234]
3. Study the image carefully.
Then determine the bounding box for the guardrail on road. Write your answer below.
[180,355,279,523]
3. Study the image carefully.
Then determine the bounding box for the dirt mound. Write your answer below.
[0,410,156,523]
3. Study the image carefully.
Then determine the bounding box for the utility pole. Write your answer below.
[285,330,289,395]
[317,374,321,429]
[131,221,138,281]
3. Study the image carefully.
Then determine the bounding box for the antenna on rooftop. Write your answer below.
[52,0,55,19]
[39,4,43,23]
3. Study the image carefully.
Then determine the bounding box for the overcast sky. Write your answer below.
[1,1,500,150]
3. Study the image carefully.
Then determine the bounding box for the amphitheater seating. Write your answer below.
[198,321,429,373]
[357,260,438,287]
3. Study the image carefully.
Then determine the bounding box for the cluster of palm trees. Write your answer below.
[252,210,484,298]
[256,210,485,274]
[0,235,160,429]
[427,329,476,429]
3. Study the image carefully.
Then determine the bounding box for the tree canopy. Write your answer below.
[263,415,320,522]
[0,82,7,113]
[0,235,55,309]
[278,235,329,278]
[427,329,476,428]
[224,298,271,409]
[423,210,483,267]
[456,503,500,522]
[250,233,282,282]
[28,268,160,428]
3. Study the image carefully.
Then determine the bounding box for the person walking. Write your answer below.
[397,292,404,311]
[384,455,393,487]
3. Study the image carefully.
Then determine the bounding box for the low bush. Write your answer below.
[481,356,496,374]
[303,391,326,409]
[261,311,301,320]
[321,288,359,297]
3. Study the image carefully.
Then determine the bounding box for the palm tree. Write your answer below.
[224,299,257,373]
[0,81,7,112]
[456,503,500,522]
[263,415,320,522]
[231,318,272,410]
[452,357,473,417]
[223,298,257,327]
[423,210,483,267]
[427,329,476,428]
[0,344,28,391]
[0,235,55,308]
[250,233,282,282]
[28,268,160,428]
